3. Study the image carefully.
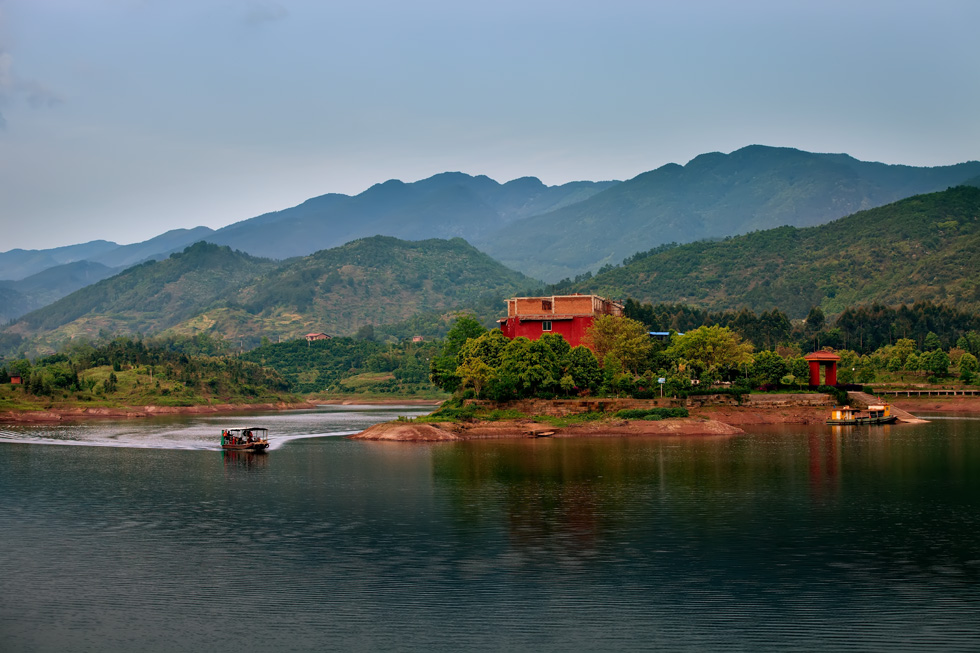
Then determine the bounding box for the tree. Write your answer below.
[805,306,826,332]
[355,324,375,341]
[498,337,561,399]
[788,356,811,387]
[751,350,788,386]
[957,331,980,357]
[455,330,510,397]
[666,325,754,380]
[430,316,487,392]
[8,359,31,379]
[562,345,602,394]
[924,331,942,351]
[582,315,652,374]
[925,348,950,378]
[958,353,978,383]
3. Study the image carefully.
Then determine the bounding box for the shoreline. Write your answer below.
[350,417,746,442]
[0,400,321,424]
[2,392,964,431]
[351,397,952,442]
[0,396,444,424]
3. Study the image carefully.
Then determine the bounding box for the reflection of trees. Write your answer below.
[433,437,741,560]
[809,430,840,500]
[431,428,980,587]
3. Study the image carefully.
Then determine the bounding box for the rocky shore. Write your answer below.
[350,392,945,442]
[350,416,745,442]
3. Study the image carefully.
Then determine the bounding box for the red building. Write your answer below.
[498,294,624,348]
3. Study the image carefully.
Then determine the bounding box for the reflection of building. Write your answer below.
[804,351,840,386]
[498,294,624,348]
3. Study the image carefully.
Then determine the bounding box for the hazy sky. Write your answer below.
[1,0,978,251]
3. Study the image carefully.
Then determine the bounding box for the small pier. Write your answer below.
[877,389,980,398]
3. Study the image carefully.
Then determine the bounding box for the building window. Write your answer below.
[542,300,552,311]
[542,321,552,332]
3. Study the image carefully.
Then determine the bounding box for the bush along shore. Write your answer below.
[0,335,309,421]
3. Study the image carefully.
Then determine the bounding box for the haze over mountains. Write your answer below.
[2,145,979,331]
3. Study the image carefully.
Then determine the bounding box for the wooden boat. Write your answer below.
[221,427,270,452]
[826,404,898,426]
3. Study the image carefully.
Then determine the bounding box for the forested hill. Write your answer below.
[574,186,980,318]
[479,146,980,281]
[2,237,534,357]
[6,243,279,340]
[222,235,533,339]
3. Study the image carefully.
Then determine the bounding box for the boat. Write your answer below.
[826,404,898,426]
[221,427,270,452]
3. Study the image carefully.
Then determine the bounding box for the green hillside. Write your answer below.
[213,236,533,340]
[576,186,980,318]
[7,243,277,339]
[2,237,534,357]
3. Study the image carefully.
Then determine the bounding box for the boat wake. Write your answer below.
[0,427,360,450]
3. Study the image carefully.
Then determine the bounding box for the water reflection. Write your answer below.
[808,430,840,499]
[222,449,269,470]
[3,414,980,651]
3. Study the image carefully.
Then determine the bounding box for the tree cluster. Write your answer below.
[430,315,762,400]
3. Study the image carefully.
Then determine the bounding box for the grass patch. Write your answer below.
[414,403,526,423]
[615,407,689,420]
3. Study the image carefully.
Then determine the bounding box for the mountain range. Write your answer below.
[2,144,979,331]
[3,238,533,356]
[479,146,980,280]
[573,185,980,318]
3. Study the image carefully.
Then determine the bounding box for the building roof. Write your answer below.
[804,351,841,361]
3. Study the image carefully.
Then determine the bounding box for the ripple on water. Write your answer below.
[2,414,980,651]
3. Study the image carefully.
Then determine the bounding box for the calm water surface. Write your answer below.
[2,407,980,651]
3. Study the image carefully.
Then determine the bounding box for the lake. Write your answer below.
[2,406,980,651]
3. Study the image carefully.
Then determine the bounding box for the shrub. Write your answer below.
[615,407,689,420]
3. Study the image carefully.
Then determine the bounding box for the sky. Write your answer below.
[1,0,978,251]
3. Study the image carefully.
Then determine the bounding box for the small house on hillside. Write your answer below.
[9,375,22,385]
[498,294,624,348]
[305,332,331,342]
[411,336,425,343]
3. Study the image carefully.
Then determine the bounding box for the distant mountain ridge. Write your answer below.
[0,261,117,322]
[0,227,217,322]
[205,172,617,260]
[478,146,980,280]
[4,145,979,319]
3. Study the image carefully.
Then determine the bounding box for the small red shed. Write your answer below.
[804,351,841,386]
